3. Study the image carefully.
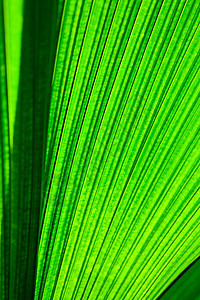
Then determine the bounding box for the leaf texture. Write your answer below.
[158,257,200,299]
[0,0,200,299]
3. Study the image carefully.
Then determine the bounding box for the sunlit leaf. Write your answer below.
[1,0,200,299]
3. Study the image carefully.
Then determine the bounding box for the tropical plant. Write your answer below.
[0,0,200,299]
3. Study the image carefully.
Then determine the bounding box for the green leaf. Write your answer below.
[159,257,200,300]
[1,0,200,299]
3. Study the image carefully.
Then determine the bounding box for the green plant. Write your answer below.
[1,0,200,299]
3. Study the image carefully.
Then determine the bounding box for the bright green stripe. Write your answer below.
[2,0,23,148]
[0,1,11,298]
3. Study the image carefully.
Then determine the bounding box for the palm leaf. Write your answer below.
[1,0,200,299]
[158,257,200,299]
